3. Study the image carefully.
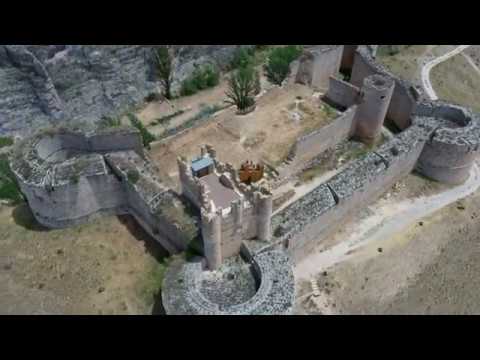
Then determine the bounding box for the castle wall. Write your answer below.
[284,106,357,175]
[296,46,344,91]
[353,74,395,143]
[89,130,143,155]
[341,45,358,71]
[350,46,420,130]
[273,125,428,263]
[325,77,360,109]
[23,173,127,228]
[414,102,480,185]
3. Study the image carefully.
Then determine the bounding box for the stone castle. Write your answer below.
[11,45,480,315]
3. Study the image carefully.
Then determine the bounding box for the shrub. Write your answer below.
[127,169,140,185]
[229,47,255,70]
[180,64,220,97]
[0,136,14,149]
[152,46,173,100]
[0,154,24,204]
[127,113,156,150]
[264,45,303,86]
[99,115,121,129]
[225,66,258,111]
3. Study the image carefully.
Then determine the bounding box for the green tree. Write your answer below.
[225,66,258,111]
[152,46,173,100]
[264,45,303,86]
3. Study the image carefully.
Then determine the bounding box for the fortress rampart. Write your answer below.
[10,44,480,315]
[161,247,295,315]
[11,126,199,254]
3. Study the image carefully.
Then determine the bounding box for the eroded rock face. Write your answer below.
[0,45,252,137]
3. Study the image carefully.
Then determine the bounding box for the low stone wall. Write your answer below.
[161,248,295,315]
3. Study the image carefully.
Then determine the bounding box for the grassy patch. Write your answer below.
[0,136,14,149]
[431,54,480,112]
[127,113,156,149]
[376,45,429,83]
[0,154,24,205]
[137,259,169,307]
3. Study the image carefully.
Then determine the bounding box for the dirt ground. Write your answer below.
[0,204,167,315]
[295,169,480,315]
[148,83,338,185]
[377,45,459,87]
[431,48,480,112]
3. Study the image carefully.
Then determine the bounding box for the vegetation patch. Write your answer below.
[127,113,156,149]
[264,45,303,86]
[0,136,14,149]
[127,169,140,185]
[225,65,259,111]
[0,154,24,205]
[137,258,169,307]
[180,64,220,97]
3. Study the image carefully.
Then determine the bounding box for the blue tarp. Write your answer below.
[191,156,214,173]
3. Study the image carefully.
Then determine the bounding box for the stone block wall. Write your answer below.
[296,45,344,91]
[350,46,421,130]
[272,122,430,263]
[325,77,360,109]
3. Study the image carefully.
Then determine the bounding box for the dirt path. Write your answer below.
[294,163,480,281]
[421,45,472,100]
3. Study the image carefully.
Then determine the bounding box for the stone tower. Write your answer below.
[256,189,273,241]
[353,74,395,144]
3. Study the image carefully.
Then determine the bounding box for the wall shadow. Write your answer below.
[152,289,166,315]
[116,214,169,263]
[12,202,50,232]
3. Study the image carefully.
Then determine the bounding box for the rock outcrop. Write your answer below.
[0,45,252,137]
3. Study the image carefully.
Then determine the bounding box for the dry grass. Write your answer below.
[431,53,480,112]
[0,204,166,314]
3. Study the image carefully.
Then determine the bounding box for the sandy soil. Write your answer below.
[0,204,167,315]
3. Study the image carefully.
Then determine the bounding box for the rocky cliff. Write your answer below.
[0,45,250,137]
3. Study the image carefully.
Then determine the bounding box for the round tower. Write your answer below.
[201,208,222,270]
[256,191,273,241]
[353,74,395,144]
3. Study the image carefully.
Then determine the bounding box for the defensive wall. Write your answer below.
[161,246,295,315]
[269,45,480,263]
[10,126,199,254]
